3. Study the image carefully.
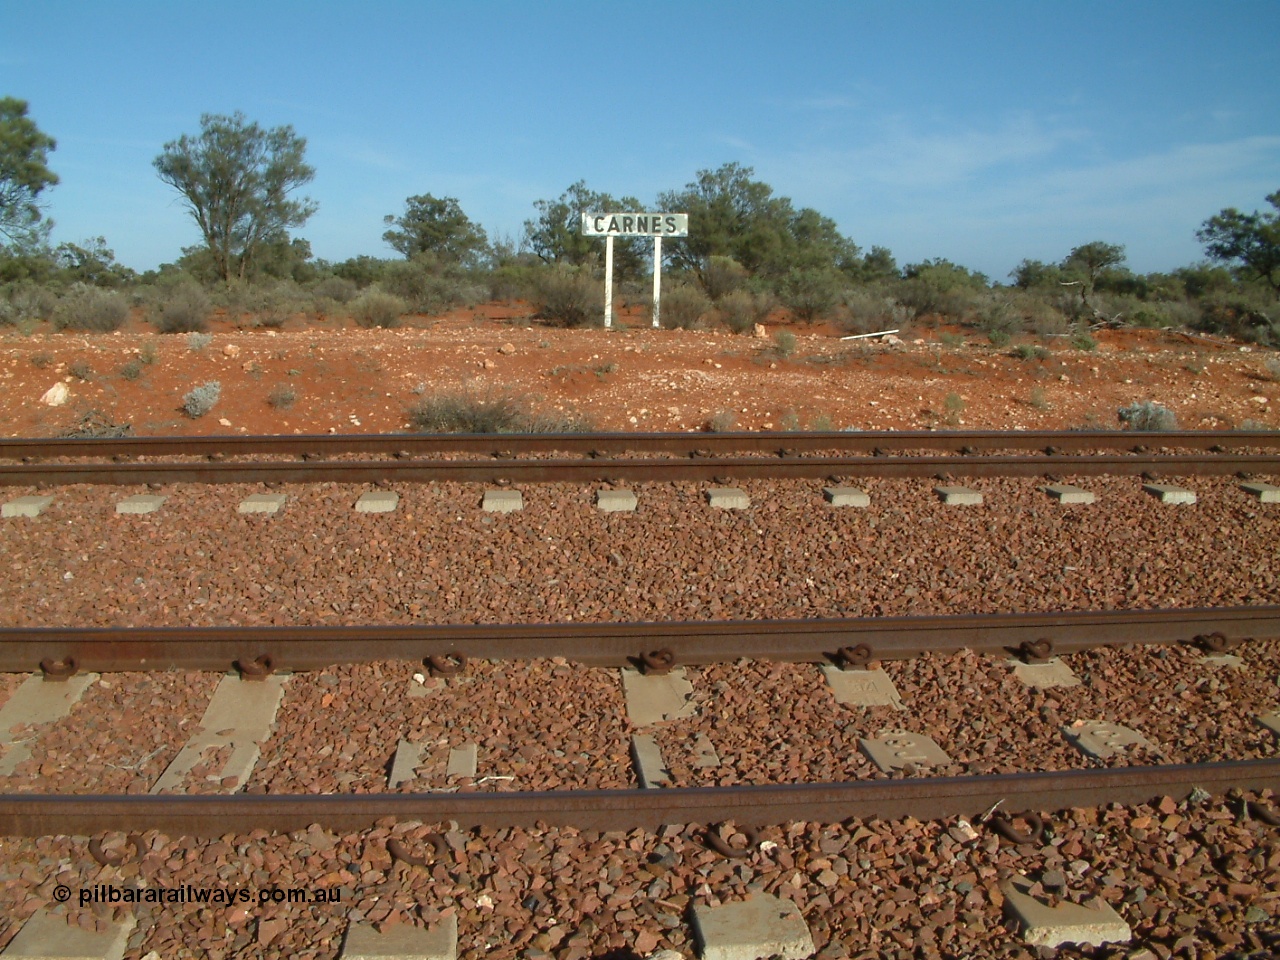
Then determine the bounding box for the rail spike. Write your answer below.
[39,657,77,681]
[235,655,274,680]
[640,649,676,676]
[426,654,468,678]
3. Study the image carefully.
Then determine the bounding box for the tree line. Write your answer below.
[2,103,1278,345]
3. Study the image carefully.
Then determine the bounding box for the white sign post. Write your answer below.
[582,213,689,328]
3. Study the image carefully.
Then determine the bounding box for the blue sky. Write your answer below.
[5,1,1278,280]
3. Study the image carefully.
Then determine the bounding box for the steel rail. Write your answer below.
[3,759,1278,836]
[4,606,1277,673]
[2,452,1280,487]
[3,429,1278,462]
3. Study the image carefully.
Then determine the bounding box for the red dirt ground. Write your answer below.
[2,302,1276,437]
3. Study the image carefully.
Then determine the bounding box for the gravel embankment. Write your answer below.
[1,474,1277,629]
[0,793,1276,959]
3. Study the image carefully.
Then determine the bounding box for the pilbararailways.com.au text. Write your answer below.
[76,884,340,907]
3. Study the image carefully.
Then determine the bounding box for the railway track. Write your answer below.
[2,429,1278,954]
[1,428,1279,486]
[5,427,1280,460]
[4,605,1279,673]
[2,609,1277,836]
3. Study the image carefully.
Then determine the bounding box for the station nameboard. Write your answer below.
[581,212,689,238]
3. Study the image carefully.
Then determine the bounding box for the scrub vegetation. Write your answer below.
[1,102,1277,352]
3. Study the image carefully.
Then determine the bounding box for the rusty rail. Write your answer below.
[3,759,1277,836]
[4,429,1279,461]
[3,605,1277,674]
[1,451,1279,486]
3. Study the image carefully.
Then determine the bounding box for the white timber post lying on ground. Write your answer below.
[581,212,689,330]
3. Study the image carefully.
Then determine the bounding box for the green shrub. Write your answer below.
[153,284,211,334]
[381,255,486,315]
[716,288,775,334]
[943,391,965,424]
[68,360,93,381]
[773,329,797,358]
[898,260,987,320]
[351,290,409,329]
[1014,344,1049,361]
[487,264,539,302]
[182,380,221,418]
[977,298,1024,345]
[839,288,909,337]
[187,332,212,351]
[778,267,843,322]
[139,341,158,365]
[658,283,711,329]
[706,409,737,432]
[1118,400,1177,431]
[531,264,604,328]
[309,275,358,304]
[267,384,297,409]
[120,358,144,381]
[1070,329,1098,351]
[53,285,129,332]
[702,256,748,300]
[1196,290,1277,346]
[407,388,592,433]
[0,282,58,327]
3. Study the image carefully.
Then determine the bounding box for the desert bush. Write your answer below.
[1019,294,1071,337]
[701,256,748,300]
[351,289,409,329]
[977,297,1025,346]
[531,264,604,328]
[1070,329,1098,351]
[898,260,987,321]
[839,288,902,336]
[716,288,776,334]
[657,283,711,330]
[381,255,486,315]
[706,409,738,432]
[487,264,539,302]
[309,275,358,305]
[153,283,211,334]
[215,280,304,329]
[0,282,58,326]
[778,267,843,322]
[407,388,592,433]
[943,392,965,424]
[267,384,297,409]
[182,380,221,418]
[773,329,797,358]
[139,341,158,365]
[187,332,212,351]
[119,358,144,381]
[52,285,129,332]
[1196,290,1277,346]
[68,360,93,381]
[29,353,52,368]
[1118,400,1177,432]
[1014,344,1049,361]
[1264,357,1280,382]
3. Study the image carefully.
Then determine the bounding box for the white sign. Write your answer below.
[581,212,689,238]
